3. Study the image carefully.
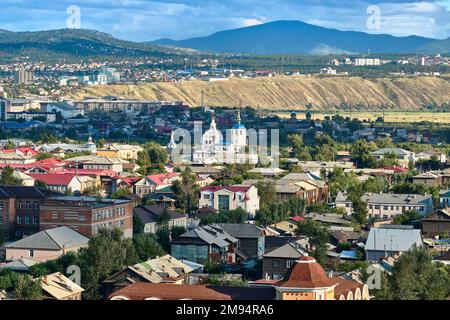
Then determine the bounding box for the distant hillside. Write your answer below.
[70,75,450,110]
[0,28,180,62]
[153,20,435,54]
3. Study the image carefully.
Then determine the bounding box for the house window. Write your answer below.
[272,259,280,268]
[17,216,23,224]
[25,217,30,224]
[383,206,388,210]
[34,202,39,210]
[29,250,34,257]
[218,195,230,212]
[0,216,3,224]
[204,194,211,200]
[18,202,23,209]
[25,202,31,209]
[33,217,38,225]
[286,260,293,268]
[0,201,3,210]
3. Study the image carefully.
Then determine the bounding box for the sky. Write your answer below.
[1,0,450,41]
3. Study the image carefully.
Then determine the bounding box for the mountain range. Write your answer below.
[153,20,449,55]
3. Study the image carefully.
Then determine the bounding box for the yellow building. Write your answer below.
[97,144,143,160]
[274,256,369,300]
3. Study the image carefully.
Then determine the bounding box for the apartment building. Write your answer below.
[0,186,49,239]
[39,196,134,238]
[335,191,433,219]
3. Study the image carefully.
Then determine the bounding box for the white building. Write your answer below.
[190,111,258,165]
[199,185,260,218]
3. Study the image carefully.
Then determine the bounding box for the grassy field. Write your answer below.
[274,111,450,124]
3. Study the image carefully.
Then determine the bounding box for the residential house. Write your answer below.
[412,172,443,187]
[218,223,265,258]
[68,155,127,173]
[199,185,260,218]
[422,208,450,237]
[440,190,450,208]
[365,225,423,261]
[108,256,369,300]
[27,173,100,195]
[0,186,49,239]
[96,144,144,160]
[246,167,287,178]
[40,272,84,300]
[103,255,193,296]
[39,196,134,238]
[416,150,447,164]
[134,172,180,197]
[5,226,88,262]
[335,191,434,219]
[262,241,308,280]
[133,205,187,234]
[171,224,239,264]
[371,148,415,168]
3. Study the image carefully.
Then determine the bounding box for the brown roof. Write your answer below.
[109,282,275,300]
[328,277,364,299]
[277,256,336,289]
[109,283,232,300]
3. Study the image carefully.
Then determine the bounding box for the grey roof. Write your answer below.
[218,223,264,239]
[0,259,37,272]
[0,186,48,199]
[6,227,88,251]
[176,224,238,248]
[365,227,423,252]
[336,192,432,206]
[263,242,306,258]
[280,172,321,181]
[372,148,413,156]
[133,205,186,224]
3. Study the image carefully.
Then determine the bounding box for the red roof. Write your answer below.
[382,166,409,173]
[62,169,117,177]
[27,173,77,186]
[290,216,305,222]
[35,158,67,166]
[200,186,251,193]
[0,147,38,156]
[146,172,180,186]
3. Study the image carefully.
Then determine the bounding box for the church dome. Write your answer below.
[232,123,246,129]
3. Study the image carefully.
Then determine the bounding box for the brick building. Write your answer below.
[0,186,49,239]
[39,196,134,238]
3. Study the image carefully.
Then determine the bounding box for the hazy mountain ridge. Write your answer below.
[153,20,443,54]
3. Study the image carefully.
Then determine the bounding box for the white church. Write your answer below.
[168,110,258,165]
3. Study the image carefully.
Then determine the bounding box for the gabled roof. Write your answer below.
[365,227,423,252]
[40,272,84,299]
[175,224,238,248]
[26,173,77,186]
[133,205,186,224]
[218,223,264,239]
[6,226,88,251]
[372,148,413,156]
[263,242,306,259]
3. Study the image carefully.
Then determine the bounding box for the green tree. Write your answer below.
[156,225,171,253]
[172,167,199,215]
[13,275,42,300]
[350,140,378,168]
[255,180,277,207]
[35,152,53,161]
[0,166,23,186]
[111,187,130,199]
[375,246,450,300]
[171,226,186,239]
[296,220,329,265]
[35,180,48,190]
[133,233,165,261]
[77,228,138,299]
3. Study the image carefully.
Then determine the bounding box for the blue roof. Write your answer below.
[340,250,359,260]
[233,124,246,129]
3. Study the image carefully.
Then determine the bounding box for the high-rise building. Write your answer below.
[0,98,7,121]
[14,70,35,85]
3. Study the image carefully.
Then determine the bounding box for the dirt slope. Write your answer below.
[70,76,450,110]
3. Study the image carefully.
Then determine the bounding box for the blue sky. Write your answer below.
[1,0,450,41]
